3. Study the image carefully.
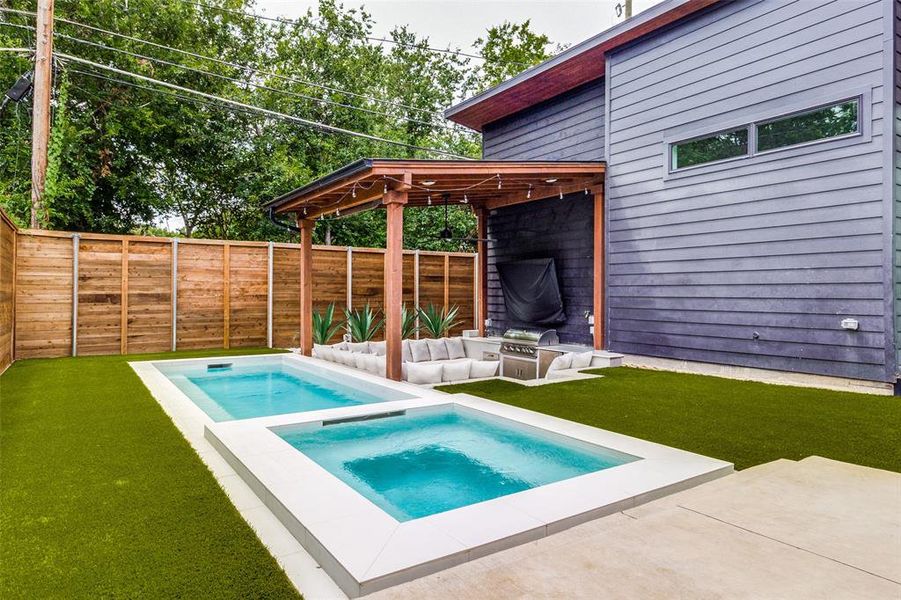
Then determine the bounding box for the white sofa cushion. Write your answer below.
[335,350,356,367]
[347,341,370,354]
[405,362,443,384]
[470,360,499,379]
[313,344,334,361]
[442,359,472,382]
[409,339,432,362]
[547,353,572,371]
[402,340,413,362]
[361,354,378,374]
[426,338,450,361]
[354,353,369,371]
[445,337,466,360]
[373,355,387,377]
[571,351,593,369]
[369,340,386,356]
[331,341,348,351]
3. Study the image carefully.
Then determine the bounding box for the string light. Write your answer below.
[527,184,532,199]
[351,185,356,198]
[303,207,307,215]
[336,209,341,216]
[497,175,502,189]
[462,194,469,204]
[559,187,563,200]
[427,195,432,205]
[584,188,589,195]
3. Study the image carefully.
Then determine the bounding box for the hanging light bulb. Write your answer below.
[336,209,341,216]
[303,207,307,216]
[584,188,589,195]
[559,188,564,200]
[462,194,469,204]
[497,175,502,189]
[352,185,356,198]
[427,195,432,206]
[527,184,532,199]
[383,183,388,193]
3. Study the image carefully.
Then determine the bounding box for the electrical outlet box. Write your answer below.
[841,318,859,331]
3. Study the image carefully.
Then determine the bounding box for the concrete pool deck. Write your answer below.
[367,456,901,600]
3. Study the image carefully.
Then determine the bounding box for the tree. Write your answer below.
[468,20,555,92]
[0,1,556,251]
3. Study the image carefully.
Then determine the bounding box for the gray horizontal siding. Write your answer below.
[606,0,892,382]
[482,79,605,161]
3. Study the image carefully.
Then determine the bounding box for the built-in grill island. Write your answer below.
[500,328,562,380]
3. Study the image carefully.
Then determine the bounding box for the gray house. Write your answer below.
[444,0,901,388]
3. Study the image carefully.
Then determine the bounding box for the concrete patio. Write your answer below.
[368,456,901,600]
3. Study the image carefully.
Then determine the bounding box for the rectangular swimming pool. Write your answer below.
[274,405,639,521]
[155,357,414,421]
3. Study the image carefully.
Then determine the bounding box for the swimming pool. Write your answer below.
[154,356,414,421]
[276,406,638,521]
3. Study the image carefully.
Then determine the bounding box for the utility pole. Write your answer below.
[625,0,632,18]
[30,0,54,229]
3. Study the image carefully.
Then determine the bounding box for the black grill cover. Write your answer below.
[496,258,565,325]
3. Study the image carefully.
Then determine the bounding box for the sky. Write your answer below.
[254,0,666,55]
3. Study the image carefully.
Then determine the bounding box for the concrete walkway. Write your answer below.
[367,457,901,600]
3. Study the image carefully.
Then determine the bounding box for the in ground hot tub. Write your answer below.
[276,406,639,521]
[205,396,732,597]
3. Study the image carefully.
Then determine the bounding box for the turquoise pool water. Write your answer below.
[276,406,639,521]
[156,358,412,421]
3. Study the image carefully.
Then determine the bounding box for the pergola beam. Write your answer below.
[383,173,411,381]
[297,217,315,356]
[592,184,604,350]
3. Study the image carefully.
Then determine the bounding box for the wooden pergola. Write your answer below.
[266,159,606,381]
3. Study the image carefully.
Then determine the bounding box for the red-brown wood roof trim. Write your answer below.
[445,0,720,132]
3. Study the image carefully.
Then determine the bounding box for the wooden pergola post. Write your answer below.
[297,217,315,356]
[383,175,410,381]
[475,207,489,336]
[591,184,604,350]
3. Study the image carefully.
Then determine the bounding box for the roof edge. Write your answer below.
[445,0,718,131]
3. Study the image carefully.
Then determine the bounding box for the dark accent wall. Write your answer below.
[487,194,594,345]
[605,0,891,381]
[482,79,605,161]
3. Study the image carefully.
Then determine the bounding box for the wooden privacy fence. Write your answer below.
[7,226,477,361]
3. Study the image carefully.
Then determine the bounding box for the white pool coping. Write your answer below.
[132,353,733,598]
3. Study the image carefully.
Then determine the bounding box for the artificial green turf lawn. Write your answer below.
[439,367,901,473]
[0,349,302,600]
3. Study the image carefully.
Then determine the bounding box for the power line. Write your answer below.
[54,52,471,159]
[0,6,469,123]
[2,22,463,132]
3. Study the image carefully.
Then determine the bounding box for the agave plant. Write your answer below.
[417,303,462,339]
[401,304,419,339]
[344,303,385,342]
[312,302,345,345]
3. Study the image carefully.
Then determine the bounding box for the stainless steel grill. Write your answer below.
[500,328,559,380]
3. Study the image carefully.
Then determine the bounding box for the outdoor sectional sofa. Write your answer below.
[312,337,500,384]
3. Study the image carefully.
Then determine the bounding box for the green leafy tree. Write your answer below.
[468,20,555,92]
[0,0,555,250]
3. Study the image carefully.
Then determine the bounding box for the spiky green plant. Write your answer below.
[401,304,419,339]
[417,303,462,338]
[344,303,384,342]
[312,302,345,345]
